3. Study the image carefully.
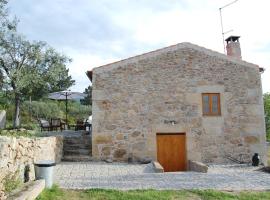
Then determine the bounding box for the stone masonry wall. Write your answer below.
[91,43,267,164]
[0,136,63,196]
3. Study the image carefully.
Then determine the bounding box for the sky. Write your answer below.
[8,0,270,93]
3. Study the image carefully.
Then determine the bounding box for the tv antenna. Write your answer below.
[219,0,239,53]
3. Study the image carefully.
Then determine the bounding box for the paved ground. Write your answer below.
[54,162,270,190]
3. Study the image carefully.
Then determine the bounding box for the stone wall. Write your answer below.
[91,43,267,165]
[0,136,63,196]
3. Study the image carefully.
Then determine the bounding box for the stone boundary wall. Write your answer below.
[0,136,63,197]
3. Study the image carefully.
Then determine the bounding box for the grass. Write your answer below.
[36,185,270,200]
[0,128,42,138]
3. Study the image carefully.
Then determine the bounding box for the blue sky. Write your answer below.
[8,0,270,93]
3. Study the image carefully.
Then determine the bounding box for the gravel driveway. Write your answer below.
[54,162,270,190]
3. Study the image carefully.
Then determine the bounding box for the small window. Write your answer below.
[202,93,221,116]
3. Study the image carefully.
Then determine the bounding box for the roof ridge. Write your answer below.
[92,42,259,73]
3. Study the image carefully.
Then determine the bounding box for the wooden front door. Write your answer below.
[156,133,186,172]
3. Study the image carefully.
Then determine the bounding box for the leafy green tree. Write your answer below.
[81,85,92,105]
[0,29,74,128]
[264,93,270,141]
[22,48,75,100]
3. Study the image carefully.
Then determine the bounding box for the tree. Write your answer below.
[264,93,270,141]
[22,48,75,100]
[0,30,74,128]
[81,85,92,105]
[0,0,8,20]
[0,0,74,128]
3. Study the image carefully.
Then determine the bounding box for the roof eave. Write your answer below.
[86,70,92,82]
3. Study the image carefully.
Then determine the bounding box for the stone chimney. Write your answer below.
[225,36,242,59]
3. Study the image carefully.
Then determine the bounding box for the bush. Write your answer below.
[68,102,91,123]
[3,170,22,194]
[264,93,270,141]
[1,99,91,129]
[22,100,63,120]
[0,129,41,137]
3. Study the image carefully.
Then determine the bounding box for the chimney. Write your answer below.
[225,36,241,59]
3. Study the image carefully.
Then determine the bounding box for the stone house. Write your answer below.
[87,36,267,172]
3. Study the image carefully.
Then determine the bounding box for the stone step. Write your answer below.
[64,149,91,155]
[63,139,91,145]
[63,144,92,150]
[62,155,93,162]
[64,135,91,140]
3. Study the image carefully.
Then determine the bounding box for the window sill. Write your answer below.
[202,114,222,117]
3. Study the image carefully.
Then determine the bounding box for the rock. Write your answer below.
[0,190,7,200]
[101,146,111,156]
[244,136,259,144]
[131,131,141,137]
[105,124,116,131]
[132,142,145,151]
[104,159,113,163]
[95,135,112,144]
[188,160,208,173]
[115,133,124,140]
[113,149,126,158]
[139,157,152,164]
[152,161,164,173]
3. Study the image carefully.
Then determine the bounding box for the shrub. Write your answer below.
[264,93,270,141]
[3,170,22,194]
[22,100,63,120]
[0,129,41,137]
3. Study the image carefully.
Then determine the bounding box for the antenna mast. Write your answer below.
[219,0,239,53]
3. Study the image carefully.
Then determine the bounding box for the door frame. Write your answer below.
[156,132,187,171]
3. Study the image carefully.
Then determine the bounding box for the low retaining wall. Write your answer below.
[0,135,63,198]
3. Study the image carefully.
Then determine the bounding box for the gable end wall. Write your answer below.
[91,47,267,164]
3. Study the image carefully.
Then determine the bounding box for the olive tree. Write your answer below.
[0,30,74,128]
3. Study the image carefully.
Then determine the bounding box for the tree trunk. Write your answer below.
[13,94,20,128]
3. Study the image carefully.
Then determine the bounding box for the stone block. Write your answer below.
[101,146,111,156]
[131,131,141,137]
[113,149,126,159]
[152,161,164,173]
[244,136,259,144]
[132,142,145,151]
[92,90,106,101]
[188,160,208,173]
[115,133,124,140]
[94,135,112,144]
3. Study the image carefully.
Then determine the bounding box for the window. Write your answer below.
[202,93,221,116]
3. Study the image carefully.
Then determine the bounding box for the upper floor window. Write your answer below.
[202,93,221,116]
